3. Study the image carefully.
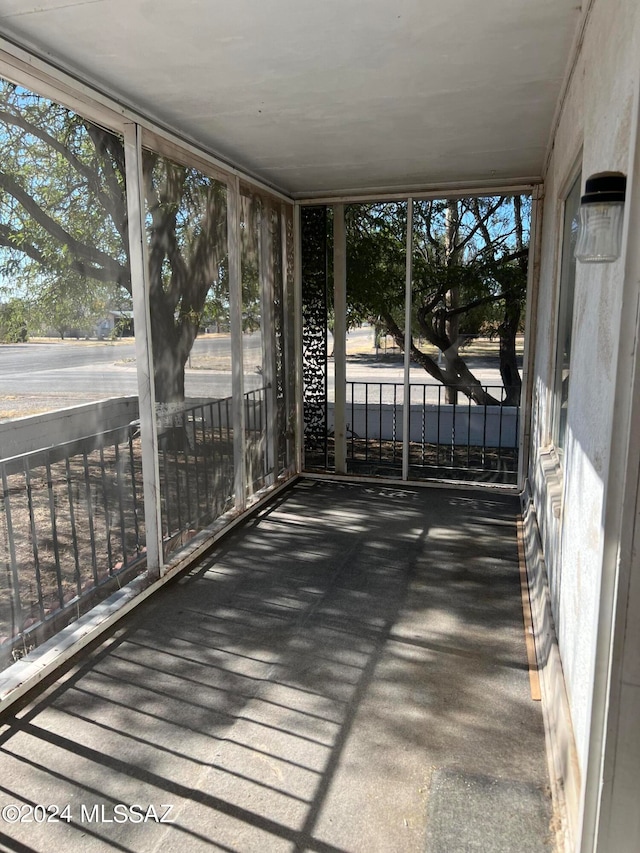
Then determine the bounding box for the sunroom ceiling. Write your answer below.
[0,0,580,198]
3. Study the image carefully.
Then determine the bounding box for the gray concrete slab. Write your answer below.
[425,770,554,853]
[0,480,554,852]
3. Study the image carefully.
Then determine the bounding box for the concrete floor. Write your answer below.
[0,480,554,852]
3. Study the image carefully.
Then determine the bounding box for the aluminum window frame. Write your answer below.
[551,168,582,463]
[0,44,297,570]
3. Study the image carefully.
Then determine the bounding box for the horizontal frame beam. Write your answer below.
[0,36,540,209]
[301,471,519,495]
[296,181,540,206]
[0,37,293,204]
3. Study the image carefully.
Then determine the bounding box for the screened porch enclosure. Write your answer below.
[301,198,529,485]
[0,79,297,672]
[0,2,622,850]
[0,76,531,671]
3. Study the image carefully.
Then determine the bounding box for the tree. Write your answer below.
[143,151,227,402]
[0,78,227,403]
[0,297,28,342]
[239,191,263,333]
[346,197,529,405]
[31,273,114,339]
[203,279,230,333]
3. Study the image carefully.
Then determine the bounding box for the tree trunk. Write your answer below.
[444,199,460,404]
[153,344,187,404]
[499,195,525,406]
[151,333,191,451]
[383,312,501,406]
[499,293,522,406]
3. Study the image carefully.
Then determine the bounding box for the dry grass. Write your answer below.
[0,393,95,422]
[26,336,132,346]
[187,355,233,371]
[0,422,259,666]
[345,333,525,359]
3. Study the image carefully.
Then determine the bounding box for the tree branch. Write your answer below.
[0,108,126,232]
[0,224,47,267]
[381,310,501,405]
[82,121,128,242]
[0,169,129,285]
[436,286,518,319]
[454,197,504,255]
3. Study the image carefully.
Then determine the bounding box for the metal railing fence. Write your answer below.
[345,381,520,484]
[1,424,144,662]
[158,387,270,550]
[158,396,235,553]
[1,388,271,666]
[244,386,270,494]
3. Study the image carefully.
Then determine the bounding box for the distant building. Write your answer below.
[96,310,134,339]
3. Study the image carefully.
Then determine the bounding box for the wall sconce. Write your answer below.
[575,172,626,263]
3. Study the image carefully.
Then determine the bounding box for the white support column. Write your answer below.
[583,54,640,853]
[260,200,277,485]
[333,203,347,473]
[228,176,246,510]
[402,198,414,481]
[294,202,304,474]
[281,207,294,474]
[518,184,544,490]
[122,123,163,577]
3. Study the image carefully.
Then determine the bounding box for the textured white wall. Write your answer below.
[530,0,639,777]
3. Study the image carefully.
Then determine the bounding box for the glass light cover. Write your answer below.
[574,201,624,263]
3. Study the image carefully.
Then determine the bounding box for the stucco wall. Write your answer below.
[530,0,639,781]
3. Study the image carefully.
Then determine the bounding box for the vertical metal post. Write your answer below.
[260,200,277,485]
[364,383,369,462]
[81,451,99,584]
[2,466,23,631]
[190,410,201,521]
[198,403,209,517]
[351,383,356,462]
[179,415,191,529]
[24,460,44,617]
[161,447,170,536]
[281,208,293,474]
[113,442,129,567]
[97,446,114,574]
[402,198,414,481]
[123,122,163,577]
[228,176,246,510]
[45,460,63,604]
[294,202,304,473]
[64,456,81,593]
[128,429,142,554]
[333,203,347,473]
[518,183,544,490]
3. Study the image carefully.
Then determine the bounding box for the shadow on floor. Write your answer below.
[0,480,554,853]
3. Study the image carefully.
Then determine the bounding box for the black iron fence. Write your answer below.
[344,381,520,484]
[0,424,145,664]
[1,388,271,668]
[244,386,270,494]
[158,388,270,551]
[158,396,236,555]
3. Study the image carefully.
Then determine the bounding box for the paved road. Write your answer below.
[0,329,512,419]
[0,335,263,416]
[0,333,259,376]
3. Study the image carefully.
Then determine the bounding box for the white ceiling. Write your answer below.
[0,0,581,198]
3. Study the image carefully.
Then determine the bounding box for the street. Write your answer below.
[0,327,513,421]
[0,334,260,419]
